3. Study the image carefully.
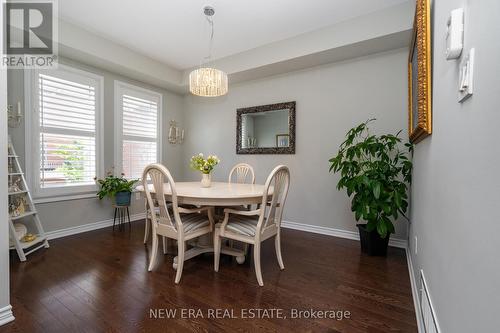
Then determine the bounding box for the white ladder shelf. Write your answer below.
[8,137,49,261]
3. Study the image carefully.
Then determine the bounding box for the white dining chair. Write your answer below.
[142,163,215,284]
[225,163,256,249]
[228,163,255,184]
[144,199,170,255]
[144,192,194,254]
[144,199,157,243]
[214,165,290,286]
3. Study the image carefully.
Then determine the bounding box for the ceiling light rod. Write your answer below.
[203,6,215,64]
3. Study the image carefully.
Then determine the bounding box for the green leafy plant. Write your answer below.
[54,141,85,181]
[96,173,139,200]
[329,119,413,238]
[190,153,220,174]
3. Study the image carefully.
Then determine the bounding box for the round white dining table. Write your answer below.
[137,181,270,206]
[136,181,272,268]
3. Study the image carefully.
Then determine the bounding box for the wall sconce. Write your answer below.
[7,101,23,128]
[168,120,184,144]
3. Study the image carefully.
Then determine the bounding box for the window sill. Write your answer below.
[33,193,98,204]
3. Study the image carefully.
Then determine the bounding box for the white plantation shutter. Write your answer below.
[116,82,161,179]
[38,72,99,188]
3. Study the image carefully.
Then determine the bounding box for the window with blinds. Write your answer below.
[37,71,100,190]
[115,82,161,179]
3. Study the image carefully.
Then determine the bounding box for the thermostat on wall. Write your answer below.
[446,8,464,60]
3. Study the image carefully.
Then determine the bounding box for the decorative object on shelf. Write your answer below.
[21,234,37,243]
[8,158,14,173]
[7,101,23,128]
[189,6,228,97]
[9,203,20,217]
[96,172,139,206]
[8,177,22,193]
[329,119,413,256]
[408,0,432,143]
[13,223,27,241]
[168,120,185,144]
[7,136,49,261]
[9,195,27,217]
[190,153,220,188]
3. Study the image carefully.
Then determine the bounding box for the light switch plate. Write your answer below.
[458,48,475,102]
[446,8,464,60]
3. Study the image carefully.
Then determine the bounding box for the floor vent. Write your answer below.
[420,270,440,333]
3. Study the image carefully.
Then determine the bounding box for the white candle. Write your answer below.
[17,101,21,116]
[169,127,173,140]
[176,127,180,139]
[181,129,185,141]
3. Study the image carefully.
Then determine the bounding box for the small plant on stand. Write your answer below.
[96,171,139,206]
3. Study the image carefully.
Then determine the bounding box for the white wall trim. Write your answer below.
[282,220,408,249]
[406,247,424,333]
[45,213,146,240]
[0,305,15,326]
[33,193,97,204]
[43,215,408,248]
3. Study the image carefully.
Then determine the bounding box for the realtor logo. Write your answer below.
[2,0,58,68]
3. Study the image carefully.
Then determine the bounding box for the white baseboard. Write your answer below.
[45,213,146,240]
[45,215,407,248]
[281,220,408,249]
[406,247,424,333]
[0,305,14,326]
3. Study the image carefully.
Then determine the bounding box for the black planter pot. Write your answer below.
[357,224,390,256]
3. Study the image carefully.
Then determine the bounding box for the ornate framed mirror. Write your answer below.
[236,101,296,154]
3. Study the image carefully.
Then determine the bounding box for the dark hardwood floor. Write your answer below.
[1,220,417,333]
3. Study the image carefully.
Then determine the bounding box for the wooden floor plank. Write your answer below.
[1,220,417,333]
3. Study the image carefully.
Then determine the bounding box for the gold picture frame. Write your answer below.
[408,0,432,143]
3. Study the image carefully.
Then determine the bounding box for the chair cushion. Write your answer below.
[225,215,259,236]
[180,213,210,233]
[147,207,161,218]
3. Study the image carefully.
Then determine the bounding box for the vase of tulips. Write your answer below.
[190,153,220,188]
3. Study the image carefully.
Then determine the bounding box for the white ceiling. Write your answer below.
[59,0,409,70]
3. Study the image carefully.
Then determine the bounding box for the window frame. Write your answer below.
[25,64,104,201]
[113,80,162,180]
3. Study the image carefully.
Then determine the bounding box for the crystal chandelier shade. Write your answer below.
[189,6,228,97]
[189,67,228,97]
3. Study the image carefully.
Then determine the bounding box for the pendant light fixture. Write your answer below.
[189,6,228,97]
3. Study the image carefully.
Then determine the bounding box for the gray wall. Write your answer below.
[183,49,409,240]
[409,0,500,332]
[7,58,185,233]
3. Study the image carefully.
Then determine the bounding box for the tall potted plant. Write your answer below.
[96,173,139,206]
[329,119,413,256]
